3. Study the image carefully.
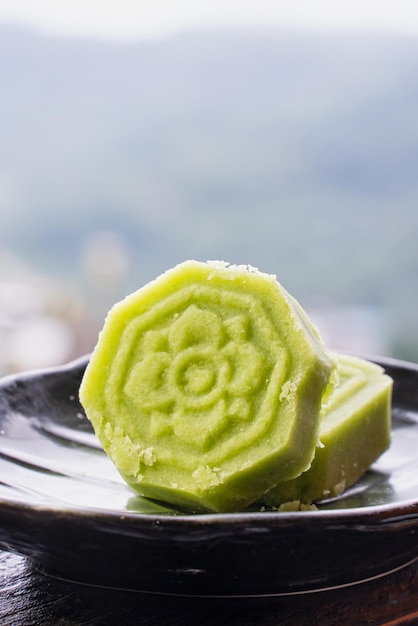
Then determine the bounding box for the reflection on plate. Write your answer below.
[0,355,417,596]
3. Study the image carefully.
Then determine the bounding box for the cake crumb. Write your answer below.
[277,500,318,512]
[140,447,157,466]
[193,465,226,488]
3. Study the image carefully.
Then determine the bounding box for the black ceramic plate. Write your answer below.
[0,355,417,597]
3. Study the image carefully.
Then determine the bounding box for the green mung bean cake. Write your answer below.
[260,353,393,507]
[79,260,334,512]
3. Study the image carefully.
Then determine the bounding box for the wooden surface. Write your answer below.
[0,550,417,625]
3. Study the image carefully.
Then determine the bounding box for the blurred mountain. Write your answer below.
[1,25,418,357]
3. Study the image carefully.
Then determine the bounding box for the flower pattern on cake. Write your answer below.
[124,305,268,449]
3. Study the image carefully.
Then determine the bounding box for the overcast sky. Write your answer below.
[1,0,418,40]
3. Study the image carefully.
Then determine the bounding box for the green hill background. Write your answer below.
[1,25,418,359]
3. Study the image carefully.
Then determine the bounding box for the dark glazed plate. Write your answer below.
[0,355,417,596]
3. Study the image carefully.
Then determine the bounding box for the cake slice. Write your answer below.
[260,353,392,507]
